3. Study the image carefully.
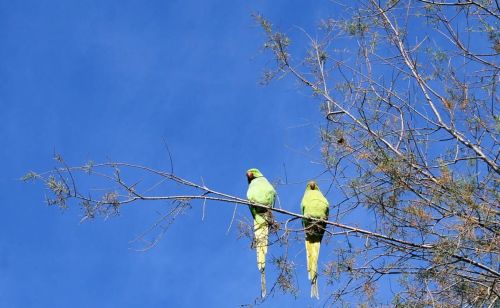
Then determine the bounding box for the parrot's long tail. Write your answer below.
[260,269,266,298]
[305,240,321,299]
[254,220,269,298]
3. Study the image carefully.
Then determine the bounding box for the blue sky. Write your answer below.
[0,1,347,307]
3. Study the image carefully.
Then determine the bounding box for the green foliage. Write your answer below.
[21,171,38,182]
[344,17,369,37]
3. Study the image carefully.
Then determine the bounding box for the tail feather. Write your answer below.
[311,278,319,299]
[260,270,266,298]
[254,220,269,297]
[305,240,321,299]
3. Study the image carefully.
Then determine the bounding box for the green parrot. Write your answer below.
[301,180,329,299]
[246,168,276,298]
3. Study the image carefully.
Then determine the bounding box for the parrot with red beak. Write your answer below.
[301,180,329,299]
[246,168,276,298]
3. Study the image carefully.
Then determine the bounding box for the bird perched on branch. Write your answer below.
[246,168,276,298]
[301,180,329,299]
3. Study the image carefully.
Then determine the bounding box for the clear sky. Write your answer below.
[0,0,353,307]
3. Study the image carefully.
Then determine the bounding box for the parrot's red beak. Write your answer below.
[247,172,254,183]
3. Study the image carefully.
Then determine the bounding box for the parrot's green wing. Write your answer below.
[301,181,329,299]
[302,189,329,219]
[247,177,275,214]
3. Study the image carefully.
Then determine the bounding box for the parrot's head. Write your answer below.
[246,168,264,183]
[306,180,319,191]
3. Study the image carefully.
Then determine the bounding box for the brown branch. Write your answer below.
[43,162,500,278]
